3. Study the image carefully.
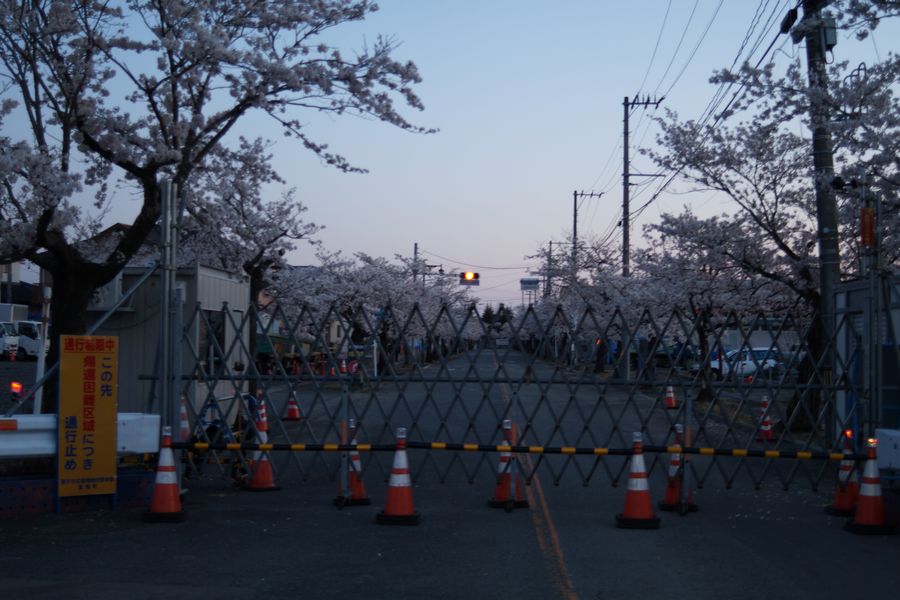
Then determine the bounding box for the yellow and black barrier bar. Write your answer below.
[170,441,863,461]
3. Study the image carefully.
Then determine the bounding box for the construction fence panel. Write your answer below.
[175,301,880,491]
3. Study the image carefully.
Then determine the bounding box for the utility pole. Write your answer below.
[413,242,419,282]
[571,190,604,279]
[798,1,840,353]
[544,241,553,298]
[622,95,664,277]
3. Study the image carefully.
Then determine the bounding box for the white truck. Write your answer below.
[0,321,18,360]
[1,320,48,360]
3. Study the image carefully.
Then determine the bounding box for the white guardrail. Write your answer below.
[0,413,160,458]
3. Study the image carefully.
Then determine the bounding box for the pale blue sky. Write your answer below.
[84,2,899,305]
[274,1,895,306]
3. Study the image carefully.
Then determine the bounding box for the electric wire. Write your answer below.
[636,0,674,94]
[660,0,726,99]
[629,26,793,223]
[593,0,796,258]
[419,249,534,271]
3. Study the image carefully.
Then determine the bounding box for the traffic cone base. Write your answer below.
[825,504,855,517]
[334,496,372,507]
[844,520,896,535]
[488,494,529,510]
[376,510,421,525]
[143,509,186,523]
[616,513,661,529]
[658,499,699,513]
[488,498,529,510]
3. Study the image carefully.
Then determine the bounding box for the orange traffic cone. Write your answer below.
[488,420,529,511]
[334,418,371,507]
[664,386,677,410]
[825,433,859,517]
[143,426,185,522]
[845,438,896,535]
[178,395,192,443]
[376,427,420,525]
[616,432,660,529]
[283,396,302,422]
[340,358,348,374]
[245,390,279,492]
[658,425,698,513]
[756,395,774,442]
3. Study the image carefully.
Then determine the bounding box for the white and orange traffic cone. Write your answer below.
[616,432,661,529]
[376,427,420,525]
[664,386,678,410]
[755,395,775,442]
[845,438,896,535]
[340,358,348,374]
[825,431,859,517]
[657,424,698,513]
[488,420,529,511]
[178,395,192,443]
[334,418,371,507]
[283,396,302,422]
[143,426,185,523]
[245,390,279,492]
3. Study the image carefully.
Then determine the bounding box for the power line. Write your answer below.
[652,0,701,97]
[660,0,726,99]
[419,249,534,271]
[636,0,674,93]
[629,3,798,222]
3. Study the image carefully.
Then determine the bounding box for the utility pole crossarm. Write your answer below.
[571,190,604,281]
[622,95,664,278]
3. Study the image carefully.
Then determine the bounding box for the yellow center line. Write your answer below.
[499,370,578,600]
[523,454,579,600]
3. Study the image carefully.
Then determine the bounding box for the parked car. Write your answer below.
[707,347,782,380]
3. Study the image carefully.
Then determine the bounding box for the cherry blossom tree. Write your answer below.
[0,0,432,409]
[183,137,322,305]
[640,4,900,429]
[267,251,480,366]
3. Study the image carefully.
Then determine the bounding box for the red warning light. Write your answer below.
[9,381,23,394]
[844,429,854,439]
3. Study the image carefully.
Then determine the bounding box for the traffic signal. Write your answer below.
[9,381,22,403]
[459,271,480,286]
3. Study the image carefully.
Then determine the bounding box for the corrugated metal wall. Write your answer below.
[92,263,250,414]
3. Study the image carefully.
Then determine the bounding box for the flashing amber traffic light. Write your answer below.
[459,271,480,286]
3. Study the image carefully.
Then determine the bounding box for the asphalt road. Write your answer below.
[1,355,899,599]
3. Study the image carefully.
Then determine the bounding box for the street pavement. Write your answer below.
[1,356,899,599]
[1,465,898,599]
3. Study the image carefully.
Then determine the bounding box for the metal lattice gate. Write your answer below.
[172,300,884,490]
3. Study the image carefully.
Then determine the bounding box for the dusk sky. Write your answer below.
[101,1,895,306]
